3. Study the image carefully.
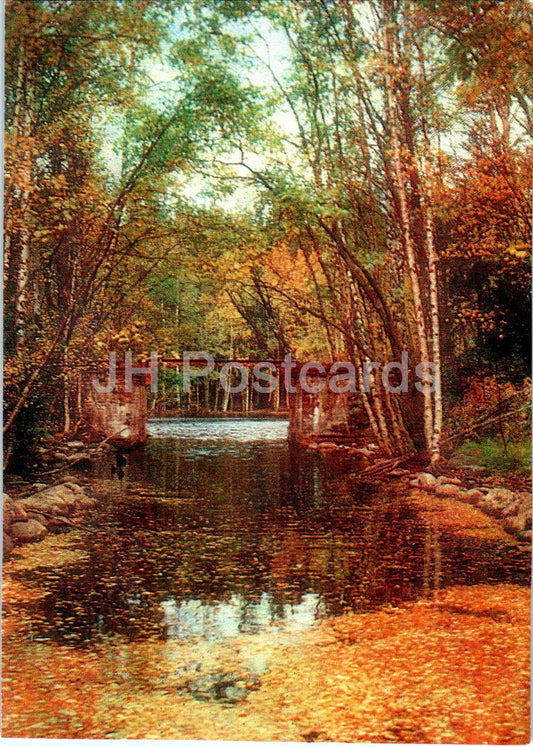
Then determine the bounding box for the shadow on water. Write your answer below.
[14,418,530,645]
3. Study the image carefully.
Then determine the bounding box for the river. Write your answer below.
[3,417,530,741]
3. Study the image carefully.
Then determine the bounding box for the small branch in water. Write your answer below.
[360,452,417,477]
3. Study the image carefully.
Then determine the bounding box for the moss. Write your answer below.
[457,438,532,476]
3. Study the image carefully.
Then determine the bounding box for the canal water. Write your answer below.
[13,418,530,646]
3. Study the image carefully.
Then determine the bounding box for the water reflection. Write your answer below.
[14,418,530,645]
[160,592,324,640]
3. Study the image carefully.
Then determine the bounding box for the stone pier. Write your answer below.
[83,368,148,446]
[288,370,373,446]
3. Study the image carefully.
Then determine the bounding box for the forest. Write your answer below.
[3,2,533,742]
[4,0,532,466]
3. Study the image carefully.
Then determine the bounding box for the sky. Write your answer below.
[97,12,296,214]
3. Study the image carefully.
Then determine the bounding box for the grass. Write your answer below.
[457,437,532,476]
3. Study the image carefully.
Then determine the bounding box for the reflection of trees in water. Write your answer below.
[27,441,530,644]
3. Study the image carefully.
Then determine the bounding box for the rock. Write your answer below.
[31,483,48,490]
[519,530,532,543]
[21,493,67,516]
[12,501,29,522]
[307,442,319,450]
[3,532,14,559]
[435,483,461,497]
[61,481,86,497]
[317,442,339,451]
[21,479,91,517]
[462,465,489,476]
[183,672,258,704]
[21,482,93,517]
[25,511,49,525]
[519,508,532,531]
[487,488,516,502]
[76,496,98,510]
[66,441,85,448]
[447,454,488,475]
[353,448,373,458]
[409,479,419,487]
[45,485,80,511]
[517,492,531,513]
[11,519,48,543]
[417,473,437,489]
[501,497,521,518]
[436,475,462,486]
[481,488,516,518]
[3,495,15,531]
[46,516,73,533]
[503,515,527,536]
[58,475,81,485]
[460,488,484,506]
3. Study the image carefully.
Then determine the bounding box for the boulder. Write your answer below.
[487,488,516,502]
[417,473,437,489]
[503,515,527,536]
[460,488,484,506]
[11,519,48,543]
[66,441,85,449]
[61,481,86,497]
[435,483,461,498]
[25,511,49,526]
[44,485,80,511]
[76,496,98,510]
[46,516,73,533]
[12,501,29,522]
[501,497,521,518]
[481,488,516,518]
[58,475,81,485]
[519,508,532,531]
[464,465,490,476]
[436,475,462,486]
[3,495,15,531]
[317,442,339,451]
[21,493,67,516]
[3,532,14,559]
[65,454,93,468]
[20,482,92,517]
[517,492,531,514]
[519,530,532,543]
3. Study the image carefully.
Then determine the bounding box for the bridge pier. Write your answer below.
[82,369,148,446]
[288,372,372,446]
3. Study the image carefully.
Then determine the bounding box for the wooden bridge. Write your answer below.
[82,356,372,448]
